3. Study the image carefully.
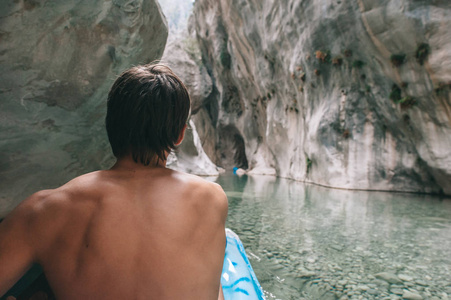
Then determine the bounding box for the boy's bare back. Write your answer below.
[0,159,228,299]
[0,64,228,299]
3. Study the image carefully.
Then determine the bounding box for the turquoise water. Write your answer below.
[215,174,451,300]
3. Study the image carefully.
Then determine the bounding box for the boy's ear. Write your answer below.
[175,124,187,146]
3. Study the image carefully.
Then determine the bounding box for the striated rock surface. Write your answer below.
[167,120,220,176]
[192,0,451,194]
[161,14,220,176]
[0,0,167,216]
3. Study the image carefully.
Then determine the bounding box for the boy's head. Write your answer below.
[106,63,191,166]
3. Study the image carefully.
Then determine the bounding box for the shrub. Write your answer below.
[220,48,231,69]
[314,69,321,76]
[399,96,417,109]
[332,57,343,66]
[352,60,365,68]
[315,50,330,63]
[344,49,352,57]
[403,114,411,123]
[435,82,448,96]
[390,53,406,67]
[306,157,312,173]
[343,129,350,139]
[415,43,430,65]
[300,72,306,81]
[389,84,402,102]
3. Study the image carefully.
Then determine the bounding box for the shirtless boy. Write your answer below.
[0,64,228,299]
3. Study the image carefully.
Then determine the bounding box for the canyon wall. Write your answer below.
[162,32,221,176]
[0,0,168,216]
[192,0,451,195]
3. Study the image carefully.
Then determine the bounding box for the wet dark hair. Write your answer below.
[106,63,191,166]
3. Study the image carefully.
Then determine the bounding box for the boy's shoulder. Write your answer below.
[174,171,226,195]
[171,171,228,211]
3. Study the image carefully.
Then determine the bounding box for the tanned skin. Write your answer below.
[0,128,228,300]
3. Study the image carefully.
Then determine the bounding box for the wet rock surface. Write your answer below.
[0,0,168,216]
[192,0,451,194]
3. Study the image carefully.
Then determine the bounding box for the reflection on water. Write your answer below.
[215,174,451,300]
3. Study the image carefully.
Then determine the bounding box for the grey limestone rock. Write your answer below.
[161,20,220,176]
[191,0,451,194]
[0,0,168,216]
[166,120,219,176]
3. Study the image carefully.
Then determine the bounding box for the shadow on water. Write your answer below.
[217,174,451,300]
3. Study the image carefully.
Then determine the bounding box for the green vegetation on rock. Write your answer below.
[415,43,430,65]
[399,96,417,109]
[389,84,402,102]
[332,57,343,66]
[306,157,312,174]
[352,60,365,68]
[220,47,232,69]
[315,50,331,63]
[390,53,406,67]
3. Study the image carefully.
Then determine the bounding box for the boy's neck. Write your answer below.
[111,154,167,172]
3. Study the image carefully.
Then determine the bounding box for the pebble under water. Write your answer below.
[214,174,451,300]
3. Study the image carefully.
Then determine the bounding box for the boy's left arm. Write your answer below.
[0,195,41,297]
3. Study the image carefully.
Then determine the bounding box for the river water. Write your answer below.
[214,174,451,300]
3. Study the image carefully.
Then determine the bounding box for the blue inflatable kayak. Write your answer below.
[221,229,265,299]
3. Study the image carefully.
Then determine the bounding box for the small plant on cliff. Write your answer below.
[306,157,312,174]
[390,53,406,67]
[399,96,417,110]
[315,50,327,63]
[435,82,449,96]
[314,69,321,76]
[219,47,232,69]
[403,114,411,124]
[344,49,352,57]
[332,56,343,66]
[415,43,430,65]
[300,72,306,81]
[352,60,365,69]
[389,84,402,102]
[342,129,350,139]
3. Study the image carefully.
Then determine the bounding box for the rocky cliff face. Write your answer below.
[0,0,167,216]
[162,31,221,176]
[192,0,451,194]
